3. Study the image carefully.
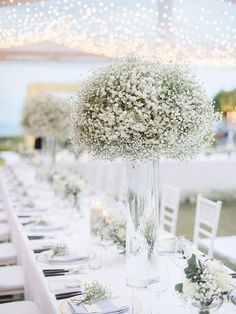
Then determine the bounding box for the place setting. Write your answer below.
[59,281,131,314]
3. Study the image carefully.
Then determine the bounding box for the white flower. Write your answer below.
[183,280,198,298]
[205,259,232,293]
[216,272,232,292]
[22,93,71,138]
[70,57,220,161]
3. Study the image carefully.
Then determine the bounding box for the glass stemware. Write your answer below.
[174,236,193,269]
[148,258,170,314]
[192,297,223,314]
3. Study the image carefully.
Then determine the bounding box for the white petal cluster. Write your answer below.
[22,93,70,138]
[183,259,232,302]
[70,57,220,161]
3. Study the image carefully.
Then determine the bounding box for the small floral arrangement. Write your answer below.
[49,168,86,204]
[52,243,68,257]
[70,57,220,161]
[175,254,232,311]
[108,219,126,252]
[82,280,112,304]
[36,218,48,226]
[90,205,126,251]
[21,93,70,138]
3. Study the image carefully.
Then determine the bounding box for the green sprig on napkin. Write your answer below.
[52,243,68,257]
[82,280,112,304]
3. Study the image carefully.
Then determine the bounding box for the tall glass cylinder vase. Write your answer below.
[126,159,159,288]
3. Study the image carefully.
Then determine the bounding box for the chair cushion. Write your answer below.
[0,212,7,222]
[0,242,16,264]
[0,301,42,314]
[0,223,10,241]
[214,236,236,265]
[0,265,24,291]
[200,236,236,265]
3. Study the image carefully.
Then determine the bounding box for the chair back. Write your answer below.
[160,184,180,235]
[193,194,222,257]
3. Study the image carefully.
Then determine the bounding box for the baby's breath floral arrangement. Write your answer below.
[90,206,126,252]
[70,57,220,161]
[175,254,233,312]
[52,243,68,257]
[82,280,112,304]
[22,93,70,138]
[51,169,86,199]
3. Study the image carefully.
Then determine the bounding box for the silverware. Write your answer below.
[43,266,88,277]
[55,291,82,300]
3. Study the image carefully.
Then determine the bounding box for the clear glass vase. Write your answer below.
[126,159,159,288]
[192,297,223,314]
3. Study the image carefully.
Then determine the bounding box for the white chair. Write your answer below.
[0,223,10,242]
[193,194,222,257]
[0,265,24,296]
[160,184,180,236]
[0,242,17,265]
[0,301,42,314]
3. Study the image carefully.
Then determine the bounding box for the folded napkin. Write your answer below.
[48,253,88,263]
[69,297,129,314]
[31,223,64,232]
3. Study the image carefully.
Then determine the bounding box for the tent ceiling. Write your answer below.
[0,0,236,65]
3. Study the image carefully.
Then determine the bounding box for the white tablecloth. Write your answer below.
[0,159,235,314]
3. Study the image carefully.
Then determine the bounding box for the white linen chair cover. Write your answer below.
[0,211,7,222]
[75,159,127,201]
[193,194,222,257]
[0,242,16,265]
[160,184,180,236]
[0,173,58,314]
[0,222,10,242]
[0,301,43,314]
[0,202,4,211]
[0,265,24,296]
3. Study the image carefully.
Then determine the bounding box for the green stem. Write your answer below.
[199,310,210,314]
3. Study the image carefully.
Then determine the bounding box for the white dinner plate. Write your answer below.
[36,250,94,265]
[30,223,65,232]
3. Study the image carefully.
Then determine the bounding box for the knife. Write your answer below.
[28,235,45,240]
[55,291,82,300]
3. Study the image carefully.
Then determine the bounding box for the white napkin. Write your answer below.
[69,297,129,314]
[48,253,88,263]
[31,223,64,232]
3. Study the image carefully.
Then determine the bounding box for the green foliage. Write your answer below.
[0,136,24,151]
[185,254,203,282]
[214,89,236,112]
[175,283,183,293]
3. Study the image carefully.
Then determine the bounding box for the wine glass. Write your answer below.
[148,258,170,314]
[174,236,193,269]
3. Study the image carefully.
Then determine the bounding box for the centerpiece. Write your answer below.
[70,57,220,287]
[175,254,233,313]
[21,93,70,163]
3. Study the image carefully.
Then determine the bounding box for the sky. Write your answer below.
[0,59,236,136]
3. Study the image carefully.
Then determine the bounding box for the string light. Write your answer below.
[0,0,235,65]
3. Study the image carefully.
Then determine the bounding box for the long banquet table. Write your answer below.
[0,156,235,314]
